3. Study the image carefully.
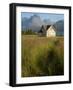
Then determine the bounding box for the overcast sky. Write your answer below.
[21,12,64,22]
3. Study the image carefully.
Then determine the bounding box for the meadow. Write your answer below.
[21,35,64,77]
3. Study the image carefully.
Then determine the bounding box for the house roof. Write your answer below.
[46,25,51,30]
[39,25,51,33]
[42,25,51,30]
[38,25,56,33]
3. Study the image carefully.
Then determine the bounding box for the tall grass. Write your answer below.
[21,35,64,77]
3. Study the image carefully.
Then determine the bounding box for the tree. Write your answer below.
[22,29,36,35]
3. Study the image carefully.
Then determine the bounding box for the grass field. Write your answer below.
[21,35,64,77]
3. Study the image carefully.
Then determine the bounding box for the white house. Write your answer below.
[46,25,56,37]
[39,25,56,37]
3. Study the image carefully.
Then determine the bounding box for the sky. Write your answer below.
[21,12,64,22]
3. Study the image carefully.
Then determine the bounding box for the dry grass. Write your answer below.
[21,35,64,77]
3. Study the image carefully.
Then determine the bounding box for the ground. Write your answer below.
[21,35,64,77]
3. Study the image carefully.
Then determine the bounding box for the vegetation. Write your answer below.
[22,29,37,35]
[21,35,64,77]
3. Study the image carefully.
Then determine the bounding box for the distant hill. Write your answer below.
[53,20,64,36]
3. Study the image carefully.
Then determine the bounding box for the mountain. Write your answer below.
[22,15,43,32]
[28,15,44,32]
[29,15,44,26]
[22,15,53,32]
[22,17,29,29]
[44,19,54,25]
[53,20,64,36]
[22,15,64,36]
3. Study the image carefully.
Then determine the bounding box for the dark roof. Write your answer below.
[38,25,56,33]
[42,25,51,31]
[38,29,43,33]
[38,25,51,33]
[46,25,51,30]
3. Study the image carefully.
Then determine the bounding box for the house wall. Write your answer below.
[46,26,56,37]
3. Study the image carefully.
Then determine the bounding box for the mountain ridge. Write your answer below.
[22,14,64,35]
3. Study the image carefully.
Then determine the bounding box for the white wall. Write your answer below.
[0,0,72,89]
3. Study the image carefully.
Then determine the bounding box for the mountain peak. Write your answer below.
[30,14,41,20]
